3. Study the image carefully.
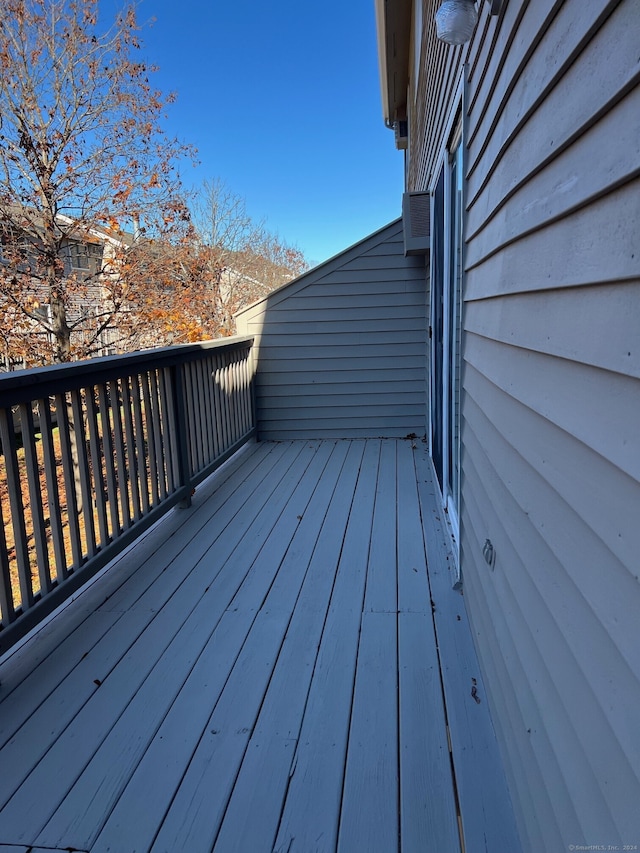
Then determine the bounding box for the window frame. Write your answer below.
[428,75,467,580]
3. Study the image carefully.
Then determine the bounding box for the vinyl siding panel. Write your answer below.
[408,0,492,192]
[235,221,428,439]
[414,0,640,850]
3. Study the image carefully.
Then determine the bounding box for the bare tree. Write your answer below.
[190,179,309,334]
[0,0,194,366]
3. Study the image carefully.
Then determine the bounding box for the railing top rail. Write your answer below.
[0,335,254,405]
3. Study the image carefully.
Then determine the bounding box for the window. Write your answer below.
[69,243,90,269]
[62,241,104,274]
[447,131,463,517]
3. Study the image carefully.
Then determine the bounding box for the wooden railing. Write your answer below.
[0,336,255,654]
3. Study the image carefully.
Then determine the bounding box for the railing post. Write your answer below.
[249,344,258,441]
[170,362,193,508]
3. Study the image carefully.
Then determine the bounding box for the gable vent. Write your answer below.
[402,191,430,256]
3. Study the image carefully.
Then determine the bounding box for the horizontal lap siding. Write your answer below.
[459,2,640,852]
[410,1,491,192]
[236,222,428,439]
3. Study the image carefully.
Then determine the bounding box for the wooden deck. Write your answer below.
[0,439,518,853]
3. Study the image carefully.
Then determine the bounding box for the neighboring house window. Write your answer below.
[430,114,464,544]
[0,227,34,269]
[32,302,52,323]
[70,244,90,269]
[62,241,104,274]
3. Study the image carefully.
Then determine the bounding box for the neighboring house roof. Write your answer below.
[52,213,135,250]
[0,203,135,250]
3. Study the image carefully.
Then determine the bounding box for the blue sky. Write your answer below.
[127,0,405,267]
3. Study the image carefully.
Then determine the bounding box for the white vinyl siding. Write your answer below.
[236,221,428,440]
[411,1,640,851]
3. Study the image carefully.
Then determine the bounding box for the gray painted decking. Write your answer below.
[0,439,518,853]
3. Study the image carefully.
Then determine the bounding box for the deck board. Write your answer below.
[39,442,333,851]
[363,439,398,614]
[398,612,460,852]
[0,439,516,853]
[272,439,381,853]
[338,611,399,852]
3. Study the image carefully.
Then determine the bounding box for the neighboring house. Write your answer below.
[0,214,134,368]
[237,1,640,850]
[218,265,282,332]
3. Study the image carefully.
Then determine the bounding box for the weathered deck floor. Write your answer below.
[0,439,514,853]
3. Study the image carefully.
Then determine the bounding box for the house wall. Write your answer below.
[410,1,640,851]
[235,220,428,440]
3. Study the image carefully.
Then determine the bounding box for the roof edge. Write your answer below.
[374,0,412,127]
[234,217,403,319]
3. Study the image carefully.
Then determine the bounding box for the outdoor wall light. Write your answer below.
[435,0,504,45]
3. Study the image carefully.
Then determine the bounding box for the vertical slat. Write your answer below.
[249,345,258,437]
[97,383,121,538]
[86,386,109,549]
[201,356,215,467]
[176,364,194,477]
[109,379,131,530]
[231,354,240,442]
[121,378,141,522]
[227,356,238,444]
[231,355,240,442]
[20,402,52,596]
[0,408,32,611]
[39,398,67,582]
[234,353,244,438]
[148,370,168,501]
[195,359,209,471]
[224,357,234,446]
[189,360,203,473]
[210,359,223,454]
[71,388,96,558]
[220,361,231,450]
[159,367,178,494]
[0,492,15,624]
[248,344,256,432]
[240,349,249,436]
[234,352,245,437]
[210,353,224,460]
[130,374,150,515]
[140,372,159,507]
[196,358,208,468]
[183,362,198,477]
[234,353,243,439]
[198,359,210,468]
[55,393,82,570]
[172,364,192,505]
[241,348,252,435]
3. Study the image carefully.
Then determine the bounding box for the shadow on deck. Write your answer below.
[0,439,518,853]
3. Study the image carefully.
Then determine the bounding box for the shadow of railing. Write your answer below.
[0,336,255,654]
